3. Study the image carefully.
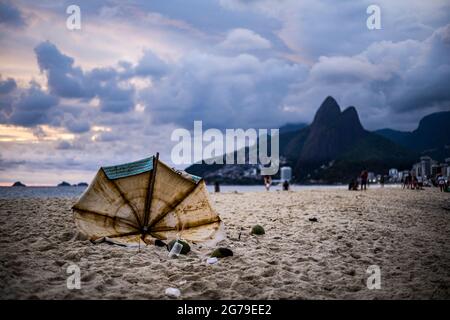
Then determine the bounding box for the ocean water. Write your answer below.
[0,184,401,199]
[0,186,88,199]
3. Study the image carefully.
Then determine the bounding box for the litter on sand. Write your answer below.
[165,287,181,298]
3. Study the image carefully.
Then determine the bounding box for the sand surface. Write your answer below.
[0,187,449,299]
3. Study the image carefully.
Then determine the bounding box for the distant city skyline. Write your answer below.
[1,0,449,185]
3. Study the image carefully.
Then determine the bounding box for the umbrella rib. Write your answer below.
[150,217,221,232]
[148,179,200,229]
[74,208,139,230]
[109,178,143,228]
[147,185,196,228]
[105,231,141,238]
[143,152,159,230]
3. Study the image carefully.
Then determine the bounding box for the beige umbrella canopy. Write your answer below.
[72,154,225,246]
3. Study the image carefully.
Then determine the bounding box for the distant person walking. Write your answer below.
[412,175,418,190]
[380,175,385,188]
[263,175,272,191]
[214,181,220,193]
[282,180,290,191]
[437,175,445,192]
[360,170,368,191]
[405,175,411,189]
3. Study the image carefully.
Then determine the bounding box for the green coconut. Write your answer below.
[251,225,265,235]
[167,239,191,255]
[210,247,234,258]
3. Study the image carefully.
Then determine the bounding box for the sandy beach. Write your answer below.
[0,187,449,299]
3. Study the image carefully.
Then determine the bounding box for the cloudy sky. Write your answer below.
[0,0,449,185]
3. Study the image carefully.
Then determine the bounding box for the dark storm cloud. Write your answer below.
[34,41,136,113]
[140,52,307,129]
[63,117,90,133]
[220,0,450,60]
[0,157,26,170]
[7,83,59,127]
[0,77,17,94]
[387,25,450,112]
[134,50,169,78]
[0,77,17,121]
[7,1,449,132]
[139,25,450,131]
[0,80,89,133]
[0,1,26,28]
[35,42,89,99]
[3,19,450,135]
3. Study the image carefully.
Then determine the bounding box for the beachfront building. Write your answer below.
[412,162,422,178]
[413,158,433,178]
[446,158,450,177]
[411,156,449,180]
[439,163,448,177]
[420,156,432,178]
[431,164,441,177]
[389,168,398,176]
[401,170,410,180]
[389,168,399,181]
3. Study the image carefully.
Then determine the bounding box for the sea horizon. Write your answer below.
[0,183,404,199]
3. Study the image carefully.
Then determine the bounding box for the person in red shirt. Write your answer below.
[360,170,368,191]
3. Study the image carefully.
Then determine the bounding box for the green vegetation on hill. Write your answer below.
[376,111,450,162]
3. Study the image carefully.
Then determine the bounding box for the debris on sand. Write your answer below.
[210,247,233,258]
[165,287,181,298]
[167,239,191,255]
[251,225,265,235]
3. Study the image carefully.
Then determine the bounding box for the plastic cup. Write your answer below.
[168,241,183,258]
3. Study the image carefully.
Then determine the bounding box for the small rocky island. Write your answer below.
[57,181,71,187]
[11,181,26,187]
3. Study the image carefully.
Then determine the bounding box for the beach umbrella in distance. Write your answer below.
[72,153,225,246]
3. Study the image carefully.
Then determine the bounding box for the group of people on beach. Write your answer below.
[348,169,372,191]
[264,175,290,191]
[346,168,450,192]
[402,174,424,190]
[214,171,449,192]
[402,173,449,192]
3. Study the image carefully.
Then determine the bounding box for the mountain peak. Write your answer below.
[313,96,341,124]
[299,98,367,163]
[342,105,357,114]
[341,106,364,131]
[416,111,450,133]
